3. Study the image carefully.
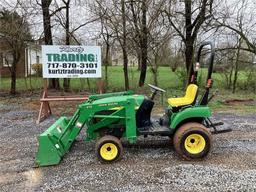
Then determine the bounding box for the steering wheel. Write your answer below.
[148,84,166,93]
[148,84,166,100]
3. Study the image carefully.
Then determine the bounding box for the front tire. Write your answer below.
[173,122,212,160]
[95,135,123,163]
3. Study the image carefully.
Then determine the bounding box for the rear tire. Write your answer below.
[95,135,123,163]
[173,122,212,160]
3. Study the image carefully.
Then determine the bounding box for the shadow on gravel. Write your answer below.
[122,138,173,149]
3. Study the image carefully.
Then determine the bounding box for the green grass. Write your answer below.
[0,66,255,113]
[0,76,43,92]
[0,66,255,93]
[0,66,184,93]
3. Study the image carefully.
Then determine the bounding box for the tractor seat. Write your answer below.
[167,84,198,107]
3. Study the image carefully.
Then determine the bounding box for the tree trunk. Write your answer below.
[184,1,195,85]
[185,41,194,84]
[10,70,16,95]
[136,49,142,71]
[123,48,129,90]
[79,78,84,91]
[232,38,242,93]
[63,0,71,92]
[130,1,142,71]
[104,41,110,88]
[139,1,148,87]
[228,64,233,89]
[121,0,129,90]
[41,0,59,89]
[86,78,91,90]
[152,55,158,86]
[9,52,19,95]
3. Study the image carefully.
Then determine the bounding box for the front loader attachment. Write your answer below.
[35,109,82,167]
[35,91,142,167]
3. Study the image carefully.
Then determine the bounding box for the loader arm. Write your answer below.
[35,95,141,167]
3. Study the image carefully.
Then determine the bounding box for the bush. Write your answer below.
[238,67,256,92]
[175,67,187,88]
[32,63,42,77]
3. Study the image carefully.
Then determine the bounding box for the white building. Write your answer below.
[25,43,42,77]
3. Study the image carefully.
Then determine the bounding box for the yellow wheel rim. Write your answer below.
[184,134,206,154]
[100,143,118,161]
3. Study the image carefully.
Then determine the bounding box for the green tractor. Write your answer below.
[35,42,231,166]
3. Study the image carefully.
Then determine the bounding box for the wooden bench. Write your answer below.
[37,90,88,124]
[37,79,104,124]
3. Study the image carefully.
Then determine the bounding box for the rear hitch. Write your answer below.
[211,128,232,134]
[204,118,232,134]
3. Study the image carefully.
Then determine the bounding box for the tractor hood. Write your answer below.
[90,94,145,107]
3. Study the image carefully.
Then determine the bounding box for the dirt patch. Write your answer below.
[224,99,255,106]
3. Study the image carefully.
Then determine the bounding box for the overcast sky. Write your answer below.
[0,0,255,47]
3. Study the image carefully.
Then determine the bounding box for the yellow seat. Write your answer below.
[168,84,198,107]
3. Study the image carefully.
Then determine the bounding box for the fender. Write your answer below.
[170,106,211,129]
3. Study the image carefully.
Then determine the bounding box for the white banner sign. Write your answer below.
[42,45,101,78]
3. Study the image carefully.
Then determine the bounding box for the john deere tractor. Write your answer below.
[35,42,231,166]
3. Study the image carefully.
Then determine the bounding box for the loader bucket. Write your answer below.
[35,113,81,167]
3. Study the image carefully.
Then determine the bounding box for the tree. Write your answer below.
[125,0,162,87]
[215,36,253,93]
[62,0,71,92]
[93,0,130,90]
[92,0,171,88]
[53,0,100,91]
[214,0,256,54]
[0,9,32,95]
[213,0,256,92]
[139,0,148,87]
[99,13,115,88]
[121,0,129,90]
[40,0,60,89]
[164,0,214,82]
[128,0,164,86]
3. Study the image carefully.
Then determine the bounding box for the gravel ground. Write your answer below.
[0,100,255,192]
